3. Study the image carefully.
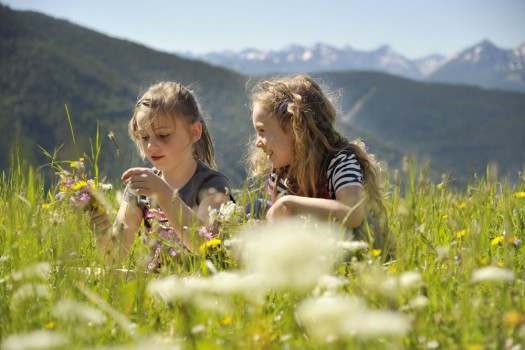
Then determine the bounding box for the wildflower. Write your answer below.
[491,235,504,246]
[513,192,525,198]
[503,310,524,327]
[341,309,411,338]
[41,203,52,210]
[234,218,338,291]
[221,316,232,326]
[1,330,67,350]
[43,321,55,330]
[456,229,468,238]
[371,249,382,257]
[506,235,522,246]
[200,238,222,255]
[296,295,366,342]
[471,266,514,283]
[458,202,467,209]
[52,299,106,325]
[336,240,369,253]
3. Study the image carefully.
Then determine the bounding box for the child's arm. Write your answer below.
[266,186,365,228]
[122,168,230,255]
[91,200,142,265]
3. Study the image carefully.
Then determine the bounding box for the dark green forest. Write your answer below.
[1,5,524,188]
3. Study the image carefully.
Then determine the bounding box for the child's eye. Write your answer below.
[159,134,170,139]
[141,136,150,141]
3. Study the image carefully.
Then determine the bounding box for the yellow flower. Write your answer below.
[491,235,504,246]
[456,229,468,238]
[506,236,519,244]
[497,261,504,267]
[513,192,525,198]
[199,238,222,255]
[458,202,467,209]
[478,257,488,266]
[221,316,232,326]
[503,310,524,327]
[41,203,52,210]
[44,321,55,330]
[441,214,448,219]
[71,180,88,190]
[371,249,382,257]
[466,344,482,350]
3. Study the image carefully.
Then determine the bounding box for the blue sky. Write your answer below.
[3,0,524,58]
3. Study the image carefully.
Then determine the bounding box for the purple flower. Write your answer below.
[199,226,214,241]
[79,192,90,203]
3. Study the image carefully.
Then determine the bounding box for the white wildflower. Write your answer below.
[52,299,106,325]
[399,271,424,290]
[409,295,429,309]
[234,218,338,291]
[336,240,369,253]
[11,262,52,281]
[341,309,411,338]
[10,283,51,306]
[1,330,67,350]
[471,266,514,283]
[296,295,366,342]
[313,274,348,296]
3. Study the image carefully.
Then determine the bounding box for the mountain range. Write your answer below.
[1,4,524,189]
[182,41,525,93]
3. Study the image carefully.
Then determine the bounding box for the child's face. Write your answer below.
[136,111,200,172]
[252,102,294,169]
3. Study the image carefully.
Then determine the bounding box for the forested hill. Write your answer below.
[1,4,524,188]
[0,4,251,186]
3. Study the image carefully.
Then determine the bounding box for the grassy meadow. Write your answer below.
[1,149,524,349]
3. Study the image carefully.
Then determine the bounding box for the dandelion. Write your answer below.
[503,310,524,327]
[220,316,232,326]
[513,191,525,198]
[371,249,382,257]
[200,238,222,255]
[471,266,514,283]
[456,229,468,238]
[491,235,504,246]
[458,202,467,209]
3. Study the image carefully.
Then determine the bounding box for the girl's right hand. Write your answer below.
[89,210,111,237]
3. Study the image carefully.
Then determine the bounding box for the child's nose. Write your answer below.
[256,137,264,148]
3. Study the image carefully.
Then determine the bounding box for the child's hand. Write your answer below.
[266,196,293,221]
[89,210,111,237]
[121,167,170,199]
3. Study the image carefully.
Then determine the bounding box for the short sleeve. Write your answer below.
[327,150,364,195]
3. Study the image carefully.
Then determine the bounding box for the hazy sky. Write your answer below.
[3,0,524,58]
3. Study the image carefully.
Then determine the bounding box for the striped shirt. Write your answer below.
[268,150,363,199]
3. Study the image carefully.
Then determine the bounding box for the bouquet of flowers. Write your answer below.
[55,158,112,213]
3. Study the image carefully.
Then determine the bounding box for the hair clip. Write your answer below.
[277,99,289,117]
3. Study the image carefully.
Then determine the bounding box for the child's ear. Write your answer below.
[190,122,203,142]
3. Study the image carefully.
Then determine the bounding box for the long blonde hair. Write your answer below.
[248,75,389,235]
[129,81,216,168]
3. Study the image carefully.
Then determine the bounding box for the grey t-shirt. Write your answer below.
[124,161,233,214]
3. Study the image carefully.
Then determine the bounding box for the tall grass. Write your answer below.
[0,153,524,349]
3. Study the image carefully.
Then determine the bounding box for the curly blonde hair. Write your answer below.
[129,81,216,169]
[247,75,390,239]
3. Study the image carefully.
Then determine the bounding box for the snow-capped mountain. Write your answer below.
[428,40,525,92]
[182,40,525,92]
[183,43,426,80]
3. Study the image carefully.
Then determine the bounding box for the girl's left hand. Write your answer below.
[121,168,169,198]
[266,196,293,221]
